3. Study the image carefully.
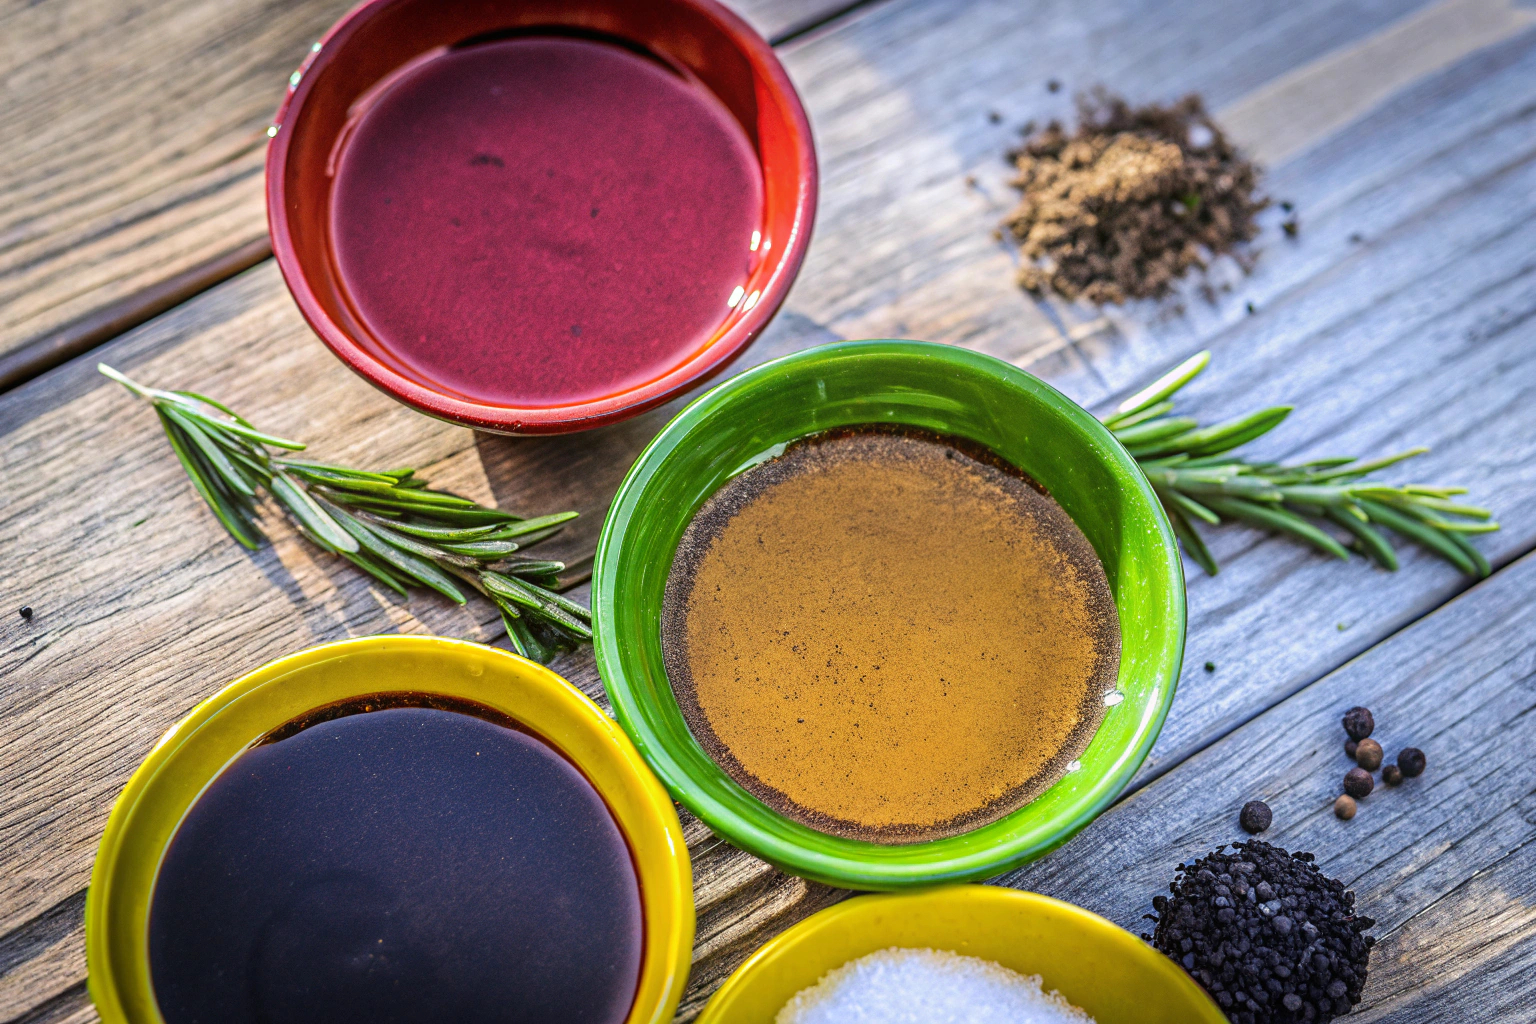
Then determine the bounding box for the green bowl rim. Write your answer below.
[593,339,1186,887]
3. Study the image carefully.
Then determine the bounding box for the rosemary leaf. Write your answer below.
[1323,507,1398,571]
[1105,399,1176,431]
[314,490,516,522]
[327,506,467,602]
[437,539,525,559]
[497,559,568,579]
[179,405,305,451]
[1132,406,1291,459]
[102,365,586,662]
[1202,496,1351,561]
[1112,416,1199,447]
[1105,350,1210,424]
[160,405,256,498]
[1307,448,1428,482]
[481,572,593,638]
[271,471,359,553]
[1405,496,1492,520]
[481,511,579,538]
[343,549,413,597]
[1165,501,1219,576]
[1107,354,1493,577]
[279,461,402,485]
[352,512,506,542]
[1355,498,1480,576]
[157,412,264,549]
[1158,486,1220,526]
[1444,530,1492,578]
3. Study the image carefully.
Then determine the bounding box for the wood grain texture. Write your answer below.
[1001,549,1536,1022]
[4,0,1536,1019]
[0,0,848,374]
[0,892,85,1021]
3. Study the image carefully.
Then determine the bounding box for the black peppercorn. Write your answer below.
[1344,738,1358,759]
[1382,764,1403,786]
[1343,767,1374,799]
[1397,747,1426,778]
[1144,840,1374,1023]
[1354,738,1383,771]
[1334,795,1357,820]
[1240,801,1273,834]
[1342,706,1374,740]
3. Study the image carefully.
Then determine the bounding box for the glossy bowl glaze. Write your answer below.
[266,0,816,434]
[86,636,693,1024]
[593,340,1185,889]
[697,886,1227,1023]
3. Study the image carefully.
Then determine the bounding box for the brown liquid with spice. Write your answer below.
[662,429,1120,843]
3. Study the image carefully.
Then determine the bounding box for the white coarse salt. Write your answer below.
[775,947,1097,1024]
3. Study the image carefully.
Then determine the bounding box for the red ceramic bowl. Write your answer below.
[267,0,816,434]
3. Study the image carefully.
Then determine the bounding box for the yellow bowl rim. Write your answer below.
[698,884,1226,1023]
[85,634,694,1024]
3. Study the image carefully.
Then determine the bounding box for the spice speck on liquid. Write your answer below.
[8,1,1526,1023]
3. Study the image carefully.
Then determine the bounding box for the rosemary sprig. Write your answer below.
[1103,352,1497,577]
[101,364,591,662]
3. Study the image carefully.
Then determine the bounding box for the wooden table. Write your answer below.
[4,0,1535,1020]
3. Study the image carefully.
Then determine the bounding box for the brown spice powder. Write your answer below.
[660,429,1121,843]
[1003,90,1267,305]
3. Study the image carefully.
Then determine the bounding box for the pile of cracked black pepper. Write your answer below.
[1146,840,1374,1023]
[1002,90,1267,304]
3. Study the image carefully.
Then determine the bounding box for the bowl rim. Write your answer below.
[593,339,1186,888]
[84,635,694,1024]
[695,885,1228,1023]
[265,0,818,435]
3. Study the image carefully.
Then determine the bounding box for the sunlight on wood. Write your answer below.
[1220,0,1536,166]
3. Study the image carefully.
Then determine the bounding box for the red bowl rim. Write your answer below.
[265,0,817,435]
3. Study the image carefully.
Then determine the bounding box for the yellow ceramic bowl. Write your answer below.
[699,885,1225,1023]
[86,635,694,1024]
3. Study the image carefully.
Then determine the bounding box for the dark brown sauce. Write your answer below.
[149,693,643,1024]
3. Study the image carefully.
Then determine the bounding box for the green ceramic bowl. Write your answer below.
[593,340,1184,889]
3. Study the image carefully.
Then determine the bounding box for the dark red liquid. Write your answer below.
[330,35,764,407]
[148,698,643,1024]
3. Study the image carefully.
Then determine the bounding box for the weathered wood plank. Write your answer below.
[0,0,849,379]
[5,0,1536,1019]
[1001,549,1536,1022]
[0,892,85,1022]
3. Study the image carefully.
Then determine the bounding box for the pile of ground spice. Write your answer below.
[661,428,1121,843]
[1003,91,1267,304]
[1145,841,1375,1023]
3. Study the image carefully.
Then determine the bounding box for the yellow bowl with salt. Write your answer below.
[699,885,1225,1023]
